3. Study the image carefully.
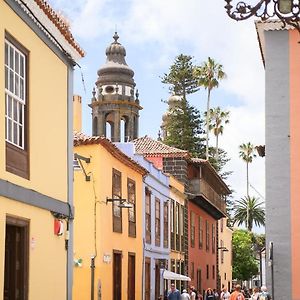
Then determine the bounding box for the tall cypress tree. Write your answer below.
[163,98,205,157]
[161,54,204,156]
[161,54,199,101]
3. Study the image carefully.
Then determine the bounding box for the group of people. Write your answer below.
[166,284,271,300]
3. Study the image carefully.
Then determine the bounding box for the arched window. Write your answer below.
[120,119,126,143]
[92,117,98,136]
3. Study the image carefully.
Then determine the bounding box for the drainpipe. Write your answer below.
[91,256,96,300]
[67,63,74,300]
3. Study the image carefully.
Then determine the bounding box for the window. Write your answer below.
[220,218,224,233]
[170,200,175,250]
[112,169,122,233]
[206,264,209,279]
[206,220,210,251]
[128,179,136,237]
[155,198,161,246]
[191,262,194,280]
[212,265,215,280]
[5,34,29,179]
[212,224,216,253]
[145,189,151,244]
[190,212,195,248]
[180,205,184,251]
[221,240,224,264]
[175,203,180,251]
[163,202,168,248]
[199,216,203,249]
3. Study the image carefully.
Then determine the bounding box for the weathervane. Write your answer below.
[224,0,300,33]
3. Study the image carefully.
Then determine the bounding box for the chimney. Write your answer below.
[73,95,82,132]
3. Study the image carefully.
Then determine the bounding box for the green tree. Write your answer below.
[208,147,232,179]
[195,57,226,160]
[205,107,230,162]
[232,229,259,281]
[239,142,257,197]
[233,196,265,231]
[163,98,205,156]
[161,54,199,101]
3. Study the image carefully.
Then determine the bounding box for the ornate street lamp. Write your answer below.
[225,0,300,32]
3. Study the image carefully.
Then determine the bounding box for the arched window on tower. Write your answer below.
[106,121,113,141]
[121,116,129,142]
[120,119,126,143]
[92,117,98,136]
[105,112,114,141]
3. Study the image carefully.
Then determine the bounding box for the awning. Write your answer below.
[162,270,191,281]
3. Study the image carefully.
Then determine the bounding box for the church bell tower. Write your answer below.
[89,32,142,142]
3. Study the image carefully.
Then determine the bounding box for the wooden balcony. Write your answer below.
[189,178,226,219]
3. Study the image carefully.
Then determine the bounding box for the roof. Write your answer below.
[255,20,294,66]
[189,158,231,194]
[74,132,148,176]
[133,136,190,158]
[17,0,84,60]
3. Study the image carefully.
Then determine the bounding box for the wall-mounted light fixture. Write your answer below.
[74,153,91,181]
[217,246,229,252]
[106,197,133,209]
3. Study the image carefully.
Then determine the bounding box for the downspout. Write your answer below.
[67,62,74,300]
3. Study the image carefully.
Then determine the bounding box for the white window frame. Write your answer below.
[5,39,26,149]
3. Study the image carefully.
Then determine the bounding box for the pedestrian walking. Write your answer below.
[181,289,191,300]
[213,289,220,300]
[220,287,231,300]
[251,287,260,300]
[168,283,181,300]
[259,286,271,300]
[190,286,197,300]
[229,285,245,300]
[205,288,216,300]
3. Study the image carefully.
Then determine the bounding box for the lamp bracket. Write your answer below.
[74,153,91,181]
[225,0,300,34]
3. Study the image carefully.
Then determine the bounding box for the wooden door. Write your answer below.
[4,221,28,300]
[155,262,160,300]
[113,252,122,300]
[197,269,202,295]
[128,254,135,300]
[145,258,151,300]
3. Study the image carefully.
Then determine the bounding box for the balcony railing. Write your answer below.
[189,178,226,214]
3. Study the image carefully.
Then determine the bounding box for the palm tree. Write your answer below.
[205,106,230,162]
[233,196,265,231]
[194,57,226,160]
[239,142,256,197]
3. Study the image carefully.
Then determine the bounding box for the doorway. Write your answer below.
[113,251,122,300]
[127,253,135,300]
[4,216,29,300]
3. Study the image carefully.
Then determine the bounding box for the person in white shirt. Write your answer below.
[190,286,196,300]
[181,289,191,300]
[220,288,231,300]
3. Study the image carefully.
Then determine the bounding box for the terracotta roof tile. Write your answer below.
[133,136,190,158]
[74,132,148,175]
[34,0,84,57]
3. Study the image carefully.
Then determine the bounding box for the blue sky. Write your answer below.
[50,0,266,232]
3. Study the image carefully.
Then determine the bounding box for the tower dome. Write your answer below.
[96,32,135,87]
[89,32,142,143]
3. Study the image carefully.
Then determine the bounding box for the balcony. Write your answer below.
[189,178,226,219]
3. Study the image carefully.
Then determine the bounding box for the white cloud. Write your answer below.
[51,0,266,230]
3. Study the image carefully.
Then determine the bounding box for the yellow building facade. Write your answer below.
[73,132,147,300]
[218,218,233,292]
[0,1,83,299]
